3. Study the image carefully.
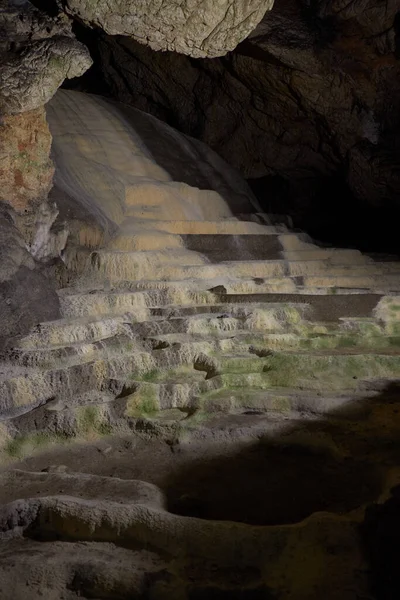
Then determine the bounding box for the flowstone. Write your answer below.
[0,89,400,599]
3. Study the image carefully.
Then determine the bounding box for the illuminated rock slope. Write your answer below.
[0,90,400,599]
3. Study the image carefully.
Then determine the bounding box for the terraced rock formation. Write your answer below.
[0,90,400,599]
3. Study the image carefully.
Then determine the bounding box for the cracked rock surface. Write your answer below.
[57,0,273,57]
[0,0,92,114]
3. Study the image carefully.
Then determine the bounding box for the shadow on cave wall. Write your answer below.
[362,479,400,600]
[249,173,400,257]
[62,22,113,99]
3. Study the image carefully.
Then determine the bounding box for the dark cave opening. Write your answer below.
[28,0,59,17]
[61,22,113,98]
[249,173,400,257]
[395,11,400,59]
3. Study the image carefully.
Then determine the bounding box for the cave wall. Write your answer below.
[0,0,92,215]
[0,108,54,217]
[0,1,92,345]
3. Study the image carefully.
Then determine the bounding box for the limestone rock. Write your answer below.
[0,0,71,51]
[0,85,400,600]
[0,36,93,115]
[59,0,273,58]
[29,202,69,263]
[0,540,166,600]
[0,491,370,599]
[0,210,60,349]
[0,107,54,214]
[46,89,259,231]
[0,1,92,115]
[0,1,92,260]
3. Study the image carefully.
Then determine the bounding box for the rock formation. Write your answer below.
[0,1,400,598]
[48,90,258,226]
[0,108,54,215]
[53,0,273,57]
[0,1,91,344]
[0,0,91,115]
[82,0,400,246]
[0,208,60,349]
[0,0,91,210]
[0,89,399,597]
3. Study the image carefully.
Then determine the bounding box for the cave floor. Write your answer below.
[1,375,400,599]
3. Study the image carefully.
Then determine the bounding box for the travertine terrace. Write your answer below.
[0,90,399,599]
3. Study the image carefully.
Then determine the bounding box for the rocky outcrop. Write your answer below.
[0,469,371,600]
[0,209,60,350]
[0,0,92,115]
[0,0,92,246]
[55,0,273,58]
[0,108,54,214]
[90,0,400,235]
[0,104,68,323]
[0,0,93,307]
[0,3,93,353]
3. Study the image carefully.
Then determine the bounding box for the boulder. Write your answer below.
[58,0,273,58]
[0,1,92,115]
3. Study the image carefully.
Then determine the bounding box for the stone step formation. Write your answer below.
[0,90,400,599]
[2,212,400,598]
